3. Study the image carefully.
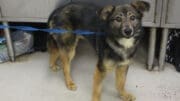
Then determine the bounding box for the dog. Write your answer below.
[47,1,150,101]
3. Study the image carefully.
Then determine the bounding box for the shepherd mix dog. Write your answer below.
[47,1,150,101]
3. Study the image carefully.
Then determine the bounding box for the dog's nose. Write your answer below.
[124,28,132,36]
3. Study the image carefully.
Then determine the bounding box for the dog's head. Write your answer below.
[98,1,150,38]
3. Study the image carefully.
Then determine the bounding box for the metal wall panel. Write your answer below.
[0,6,2,20]
[0,0,70,22]
[161,0,180,28]
[141,0,162,27]
[72,0,131,5]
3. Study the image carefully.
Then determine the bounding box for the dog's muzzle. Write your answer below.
[123,28,133,38]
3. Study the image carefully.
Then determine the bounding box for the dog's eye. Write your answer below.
[115,17,121,22]
[130,15,136,21]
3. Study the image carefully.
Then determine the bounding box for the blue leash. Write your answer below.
[0,25,104,35]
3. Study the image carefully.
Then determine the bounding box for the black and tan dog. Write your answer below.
[48,1,150,101]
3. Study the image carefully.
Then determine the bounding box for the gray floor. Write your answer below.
[0,41,180,101]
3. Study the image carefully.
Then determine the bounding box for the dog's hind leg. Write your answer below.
[47,36,60,72]
[115,65,136,101]
[49,48,59,71]
[58,34,81,91]
[59,45,77,91]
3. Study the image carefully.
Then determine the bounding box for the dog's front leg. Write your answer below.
[115,65,136,101]
[92,67,106,101]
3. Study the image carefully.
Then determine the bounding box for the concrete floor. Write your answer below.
[0,41,180,101]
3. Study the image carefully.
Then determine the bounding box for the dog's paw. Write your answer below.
[92,98,100,101]
[50,65,60,72]
[121,93,136,101]
[66,81,77,91]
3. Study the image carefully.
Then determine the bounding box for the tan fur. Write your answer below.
[92,68,106,101]
[59,47,77,91]
[49,47,59,71]
[102,58,131,72]
[48,33,81,91]
[92,63,135,101]
[103,58,115,72]
[48,19,86,90]
[115,65,136,101]
[47,35,60,71]
[49,45,77,90]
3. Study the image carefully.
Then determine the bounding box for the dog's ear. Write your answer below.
[131,1,150,13]
[97,5,115,20]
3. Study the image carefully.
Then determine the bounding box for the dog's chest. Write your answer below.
[106,37,135,59]
[117,38,135,49]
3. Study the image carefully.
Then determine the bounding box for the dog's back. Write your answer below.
[48,2,105,54]
[48,2,101,31]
